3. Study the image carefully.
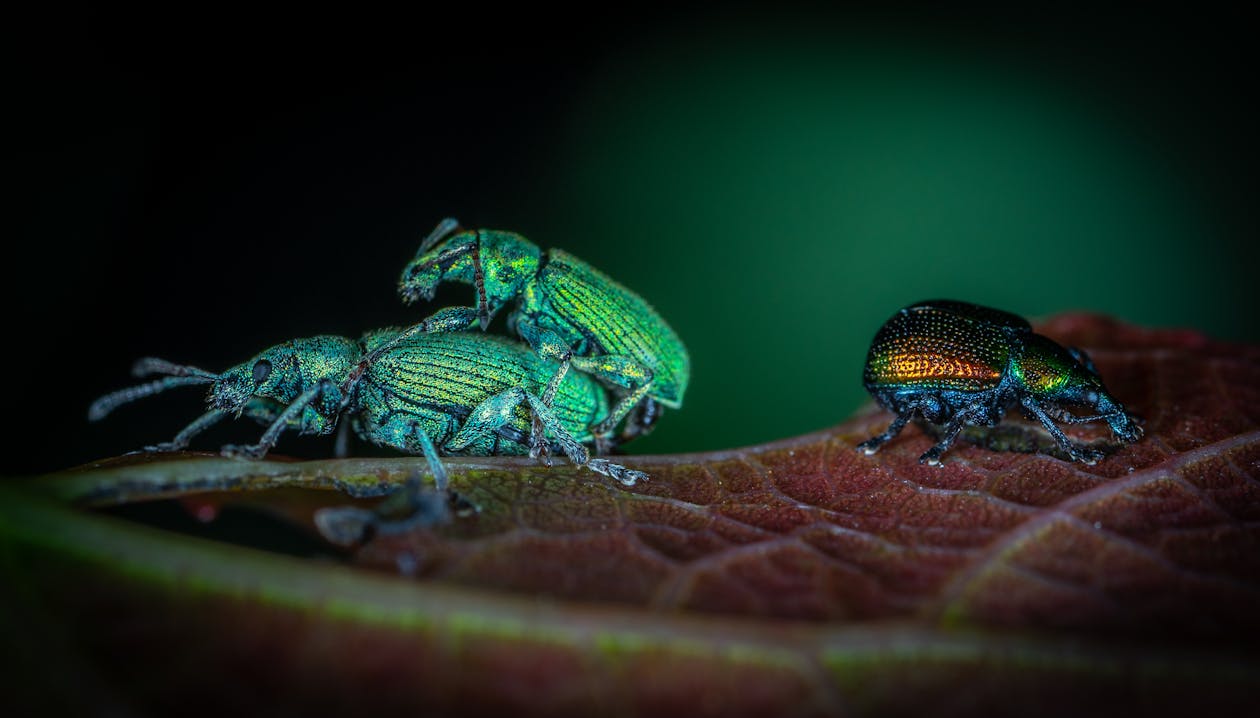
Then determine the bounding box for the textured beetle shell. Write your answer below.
[863,303,1019,392]
[1010,333,1086,396]
[353,331,609,454]
[521,249,690,408]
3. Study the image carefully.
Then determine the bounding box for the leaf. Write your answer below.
[2,313,1258,716]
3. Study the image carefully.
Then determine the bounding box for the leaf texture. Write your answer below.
[340,314,1260,638]
[2,313,1258,716]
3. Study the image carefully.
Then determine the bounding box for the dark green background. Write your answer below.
[10,8,1256,470]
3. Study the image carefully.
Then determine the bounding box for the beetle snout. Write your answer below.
[208,375,253,413]
[1095,392,1143,444]
[1110,414,1144,443]
[399,263,442,304]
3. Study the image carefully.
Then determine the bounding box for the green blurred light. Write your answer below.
[512,29,1245,454]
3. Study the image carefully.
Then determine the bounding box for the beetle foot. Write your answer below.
[856,439,881,456]
[529,435,553,466]
[526,414,555,464]
[530,439,554,466]
[1068,445,1105,465]
[221,443,269,460]
[586,458,649,486]
[918,449,945,466]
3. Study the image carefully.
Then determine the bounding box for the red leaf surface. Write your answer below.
[2,313,1258,716]
[343,313,1260,638]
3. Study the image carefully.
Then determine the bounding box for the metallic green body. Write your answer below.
[397,222,690,445]
[213,335,361,436]
[90,329,646,539]
[519,249,687,407]
[352,330,608,456]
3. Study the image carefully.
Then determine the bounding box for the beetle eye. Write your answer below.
[252,359,272,385]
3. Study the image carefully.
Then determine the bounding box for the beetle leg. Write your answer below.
[918,402,988,466]
[515,321,574,457]
[447,386,540,457]
[375,306,481,357]
[144,409,228,452]
[221,380,328,460]
[520,392,648,486]
[571,353,655,451]
[528,363,571,460]
[585,459,650,487]
[1040,405,1122,425]
[469,230,492,330]
[857,398,937,456]
[1020,396,1104,464]
[857,413,912,455]
[442,386,645,483]
[617,397,662,445]
[590,383,653,453]
[515,318,658,451]
[445,387,586,467]
[417,216,463,254]
[333,414,353,458]
[522,392,591,467]
[338,306,482,407]
[89,374,217,421]
[405,421,449,493]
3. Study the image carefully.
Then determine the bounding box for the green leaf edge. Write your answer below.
[3,457,1258,713]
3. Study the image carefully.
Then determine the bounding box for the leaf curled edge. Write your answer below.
[4,313,1260,714]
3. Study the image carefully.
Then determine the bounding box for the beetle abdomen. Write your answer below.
[864,303,1012,392]
[361,331,608,447]
[534,249,690,407]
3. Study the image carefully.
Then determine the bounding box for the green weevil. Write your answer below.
[385,218,690,450]
[90,329,648,538]
[858,300,1143,465]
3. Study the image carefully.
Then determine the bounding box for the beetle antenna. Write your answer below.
[131,357,217,380]
[89,374,217,421]
[471,229,491,330]
[418,217,462,255]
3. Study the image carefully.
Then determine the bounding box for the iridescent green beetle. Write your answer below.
[90,330,648,539]
[385,218,690,450]
[857,300,1143,465]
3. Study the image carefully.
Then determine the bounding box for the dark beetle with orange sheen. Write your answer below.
[858,300,1142,465]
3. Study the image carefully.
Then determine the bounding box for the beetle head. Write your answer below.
[399,228,541,313]
[1030,338,1143,444]
[209,340,320,415]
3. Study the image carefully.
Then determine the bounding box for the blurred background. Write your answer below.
[8,7,1256,473]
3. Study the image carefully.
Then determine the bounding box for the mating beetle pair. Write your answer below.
[91,219,688,535]
[91,329,649,539]
[858,300,1142,465]
[389,218,690,450]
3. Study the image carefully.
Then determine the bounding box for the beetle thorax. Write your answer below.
[477,232,542,308]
